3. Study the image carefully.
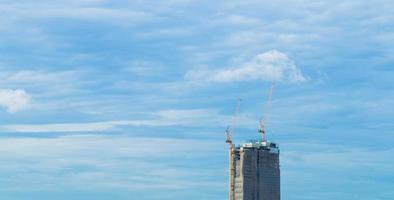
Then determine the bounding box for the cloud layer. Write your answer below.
[0,135,224,198]
[0,89,30,113]
[186,50,306,83]
[0,109,255,132]
[1,0,394,199]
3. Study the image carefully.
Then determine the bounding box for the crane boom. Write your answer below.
[225,98,241,145]
[259,85,274,141]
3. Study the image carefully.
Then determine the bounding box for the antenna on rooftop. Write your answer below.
[259,84,274,142]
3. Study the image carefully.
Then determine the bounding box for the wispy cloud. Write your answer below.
[5,70,76,83]
[0,3,152,25]
[185,49,307,83]
[0,121,145,133]
[0,109,256,132]
[281,142,394,199]
[0,70,88,102]
[0,89,30,113]
[0,135,224,192]
[219,15,261,26]
[123,60,165,77]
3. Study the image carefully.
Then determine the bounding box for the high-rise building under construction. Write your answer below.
[225,86,280,200]
[228,140,280,200]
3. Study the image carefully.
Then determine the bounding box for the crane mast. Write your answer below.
[226,98,241,200]
[226,98,241,145]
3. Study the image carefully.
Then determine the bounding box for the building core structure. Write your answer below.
[228,140,280,200]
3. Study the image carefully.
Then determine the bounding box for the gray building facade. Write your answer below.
[230,141,280,200]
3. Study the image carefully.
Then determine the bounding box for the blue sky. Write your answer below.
[0,0,394,199]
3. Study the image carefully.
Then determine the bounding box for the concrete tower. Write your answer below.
[229,140,280,200]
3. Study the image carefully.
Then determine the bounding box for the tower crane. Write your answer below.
[225,98,241,200]
[258,84,274,142]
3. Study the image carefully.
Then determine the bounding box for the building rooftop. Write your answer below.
[236,140,280,154]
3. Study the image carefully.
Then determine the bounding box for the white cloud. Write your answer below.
[0,89,30,113]
[185,49,307,83]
